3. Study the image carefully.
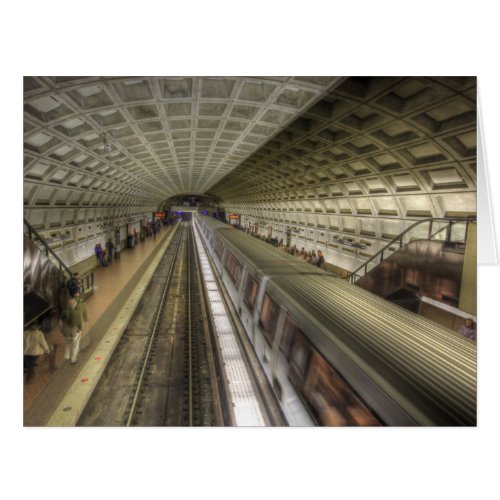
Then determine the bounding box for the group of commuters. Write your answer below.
[24,222,175,383]
[94,223,164,267]
[23,273,90,382]
[282,244,325,268]
[94,239,115,267]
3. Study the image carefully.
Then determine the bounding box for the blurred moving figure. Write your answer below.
[60,299,83,364]
[24,323,51,382]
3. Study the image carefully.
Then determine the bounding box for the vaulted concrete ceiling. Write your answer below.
[23,76,342,210]
[208,77,477,218]
[23,76,476,231]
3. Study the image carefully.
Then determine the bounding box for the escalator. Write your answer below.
[354,238,464,308]
[346,217,476,330]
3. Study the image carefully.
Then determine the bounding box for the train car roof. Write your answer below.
[268,273,476,426]
[197,215,476,425]
[198,215,326,276]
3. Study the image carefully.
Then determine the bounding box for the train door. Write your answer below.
[242,273,260,343]
[252,276,270,345]
[274,313,316,426]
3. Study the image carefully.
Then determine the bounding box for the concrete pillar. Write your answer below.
[459,221,476,315]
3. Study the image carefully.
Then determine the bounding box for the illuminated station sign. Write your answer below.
[229,214,238,220]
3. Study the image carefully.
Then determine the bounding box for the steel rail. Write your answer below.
[187,226,193,426]
[125,226,185,426]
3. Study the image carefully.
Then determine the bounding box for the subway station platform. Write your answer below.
[23,226,175,426]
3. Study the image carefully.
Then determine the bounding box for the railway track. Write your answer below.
[77,222,223,426]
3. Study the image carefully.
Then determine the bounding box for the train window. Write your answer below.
[288,330,311,387]
[224,252,242,288]
[280,314,302,358]
[214,237,224,258]
[244,275,259,312]
[259,293,280,344]
[304,351,381,427]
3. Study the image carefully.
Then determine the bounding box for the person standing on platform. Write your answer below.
[74,291,90,350]
[316,250,325,269]
[66,272,82,297]
[458,318,477,341]
[105,239,115,264]
[134,228,138,244]
[60,299,83,364]
[94,243,107,267]
[24,323,51,382]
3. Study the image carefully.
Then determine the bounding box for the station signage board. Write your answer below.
[229,213,239,219]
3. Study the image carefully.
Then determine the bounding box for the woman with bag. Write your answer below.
[24,323,51,382]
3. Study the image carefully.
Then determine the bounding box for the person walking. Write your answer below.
[24,323,51,382]
[60,299,83,364]
[105,239,115,264]
[74,291,90,350]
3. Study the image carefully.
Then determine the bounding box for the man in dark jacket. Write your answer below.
[105,239,115,264]
[66,272,81,297]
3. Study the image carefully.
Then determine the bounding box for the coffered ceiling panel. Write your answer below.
[24,76,342,214]
[24,76,476,239]
[208,77,477,214]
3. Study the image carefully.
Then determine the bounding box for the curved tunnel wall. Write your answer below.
[23,77,476,272]
[210,77,477,272]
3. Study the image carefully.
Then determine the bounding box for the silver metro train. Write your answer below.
[194,215,476,426]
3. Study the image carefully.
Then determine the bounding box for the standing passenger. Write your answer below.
[311,250,318,265]
[316,250,325,269]
[60,299,83,364]
[458,318,477,340]
[105,239,115,264]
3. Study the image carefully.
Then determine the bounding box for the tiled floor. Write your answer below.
[23,227,173,414]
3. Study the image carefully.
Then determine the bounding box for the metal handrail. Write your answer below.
[24,218,73,277]
[24,218,95,296]
[346,216,476,283]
